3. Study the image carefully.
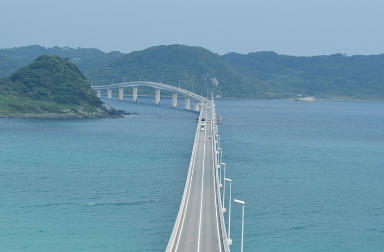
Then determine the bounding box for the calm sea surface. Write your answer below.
[1,99,383,251]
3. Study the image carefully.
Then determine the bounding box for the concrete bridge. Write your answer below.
[92,82,232,251]
[92,81,208,112]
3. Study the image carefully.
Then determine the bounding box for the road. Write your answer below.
[171,102,224,252]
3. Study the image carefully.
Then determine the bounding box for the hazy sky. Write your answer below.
[1,0,384,56]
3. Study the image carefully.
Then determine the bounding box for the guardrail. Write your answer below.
[91,81,208,103]
[211,98,231,252]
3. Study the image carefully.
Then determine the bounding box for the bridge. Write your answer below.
[92,81,208,112]
[92,82,232,251]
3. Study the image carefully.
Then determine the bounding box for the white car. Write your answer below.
[200,125,205,131]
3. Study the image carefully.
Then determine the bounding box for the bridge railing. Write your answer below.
[91,81,208,103]
[211,98,231,252]
[166,103,203,251]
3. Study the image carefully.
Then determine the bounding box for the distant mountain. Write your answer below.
[86,45,270,97]
[1,45,384,99]
[0,55,22,77]
[0,55,115,117]
[222,51,384,99]
[0,45,123,73]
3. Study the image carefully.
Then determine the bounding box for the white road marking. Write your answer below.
[197,105,208,252]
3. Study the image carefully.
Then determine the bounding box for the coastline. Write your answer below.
[0,113,120,119]
[216,97,384,102]
[0,110,135,119]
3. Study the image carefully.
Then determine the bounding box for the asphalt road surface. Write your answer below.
[172,103,224,252]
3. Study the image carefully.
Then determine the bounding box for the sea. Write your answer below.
[0,98,383,252]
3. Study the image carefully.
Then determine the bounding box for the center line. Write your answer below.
[197,105,208,252]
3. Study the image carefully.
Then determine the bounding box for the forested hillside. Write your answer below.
[86,45,271,98]
[0,55,112,117]
[1,45,384,99]
[223,51,384,99]
[0,45,123,72]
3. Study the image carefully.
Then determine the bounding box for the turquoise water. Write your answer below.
[216,99,384,252]
[1,99,384,251]
[0,99,195,251]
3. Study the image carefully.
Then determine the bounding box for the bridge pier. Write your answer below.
[155,88,160,106]
[194,103,200,112]
[172,93,178,108]
[96,89,101,97]
[133,87,138,102]
[119,88,124,100]
[184,97,191,110]
[107,88,112,99]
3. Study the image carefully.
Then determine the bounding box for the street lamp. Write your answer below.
[221,162,227,212]
[234,199,246,252]
[225,178,232,246]
[217,147,222,163]
[217,163,222,188]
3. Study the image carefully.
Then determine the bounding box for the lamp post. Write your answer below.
[217,163,222,188]
[217,147,222,163]
[225,178,232,246]
[234,199,245,252]
[221,162,227,212]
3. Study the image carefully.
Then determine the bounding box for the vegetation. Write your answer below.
[222,51,384,99]
[86,45,270,98]
[0,45,123,73]
[1,45,384,99]
[0,55,113,117]
[0,55,22,77]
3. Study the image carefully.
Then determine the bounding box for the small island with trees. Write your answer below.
[0,55,125,118]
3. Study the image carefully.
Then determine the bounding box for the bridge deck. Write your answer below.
[169,102,226,251]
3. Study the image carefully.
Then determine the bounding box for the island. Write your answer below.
[0,55,125,118]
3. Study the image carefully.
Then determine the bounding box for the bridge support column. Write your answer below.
[155,88,160,106]
[184,97,190,110]
[107,89,112,99]
[133,87,138,102]
[172,93,178,108]
[118,88,124,100]
[194,103,200,112]
[96,89,101,97]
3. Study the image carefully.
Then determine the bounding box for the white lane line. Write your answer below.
[197,105,208,252]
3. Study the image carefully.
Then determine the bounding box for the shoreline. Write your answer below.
[0,112,135,119]
[216,97,384,102]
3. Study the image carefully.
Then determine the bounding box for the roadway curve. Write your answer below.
[91,81,208,103]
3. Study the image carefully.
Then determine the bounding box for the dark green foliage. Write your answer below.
[0,55,22,77]
[1,45,384,99]
[0,55,104,116]
[222,52,384,99]
[0,45,123,74]
[86,45,270,98]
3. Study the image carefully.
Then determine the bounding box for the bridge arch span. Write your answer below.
[92,81,208,104]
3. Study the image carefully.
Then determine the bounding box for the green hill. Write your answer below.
[0,55,22,77]
[0,45,123,74]
[86,45,271,98]
[1,45,384,99]
[0,55,112,118]
[222,51,384,99]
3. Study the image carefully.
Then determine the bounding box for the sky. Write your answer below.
[1,0,384,56]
